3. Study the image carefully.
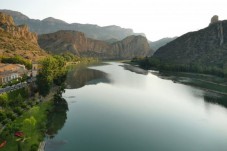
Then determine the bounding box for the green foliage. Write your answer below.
[0,88,29,126]
[30,144,38,151]
[0,55,32,69]
[5,123,22,134]
[137,57,226,77]
[36,55,68,96]
[23,116,37,128]
[0,102,52,151]
[0,110,7,121]
[62,52,76,62]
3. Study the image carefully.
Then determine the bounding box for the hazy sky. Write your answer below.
[1,0,226,41]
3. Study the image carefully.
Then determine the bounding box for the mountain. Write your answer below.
[38,30,153,59]
[0,9,145,41]
[0,12,47,60]
[149,37,177,51]
[154,17,227,67]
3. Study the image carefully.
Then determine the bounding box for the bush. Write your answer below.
[0,111,6,120]
[21,103,27,109]
[13,107,23,115]
[30,144,39,151]
[2,119,9,125]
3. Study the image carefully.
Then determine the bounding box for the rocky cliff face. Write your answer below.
[38,30,153,59]
[0,12,38,44]
[154,18,227,67]
[0,9,145,41]
[0,12,47,60]
[112,35,152,58]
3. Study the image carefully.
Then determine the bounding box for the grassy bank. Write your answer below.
[0,88,29,127]
[155,71,227,95]
[1,101,53,151]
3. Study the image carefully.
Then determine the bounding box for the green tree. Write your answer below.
[23,116,37,134]
[1,55,32,69]
[36,56,67,96]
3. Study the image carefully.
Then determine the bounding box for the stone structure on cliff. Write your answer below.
[210,15,219,25]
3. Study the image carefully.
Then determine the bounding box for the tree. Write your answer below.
[1,55,32,69]
[5,123,22,139]
[0,111,6,121]
[36,56,67,96]
[23,116,37,134]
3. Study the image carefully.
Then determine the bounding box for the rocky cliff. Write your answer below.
[0,12,47,60]
[38,30,153,59]
[154,18,227,67]
[0,9,145,41]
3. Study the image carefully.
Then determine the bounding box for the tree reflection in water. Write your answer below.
[203,92,227,108]
[46,94,68,139]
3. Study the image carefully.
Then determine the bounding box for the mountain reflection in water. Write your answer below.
[66,67,110,89]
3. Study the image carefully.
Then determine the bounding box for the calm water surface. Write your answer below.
[45,62,227,151]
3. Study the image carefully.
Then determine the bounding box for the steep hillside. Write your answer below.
[149,37,177,51]
[0,12,47,60]
[0,9,145,41]
[38,30,153,59]
[154,18,227,67]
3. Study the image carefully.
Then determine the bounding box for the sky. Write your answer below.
[1,0,226,41]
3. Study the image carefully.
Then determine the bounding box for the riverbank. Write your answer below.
[0,100,53,151]
[127,60,227,95]
[0,56,99,150]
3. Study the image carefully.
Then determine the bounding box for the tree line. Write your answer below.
[132,57,227,78]
[0,55,32,69]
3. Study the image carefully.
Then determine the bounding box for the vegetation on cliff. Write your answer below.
[153,20,227,68]
[135,18,227,78]
[0,55,32,69]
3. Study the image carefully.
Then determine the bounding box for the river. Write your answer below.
[45,62,227,151]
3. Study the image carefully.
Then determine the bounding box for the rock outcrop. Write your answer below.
[0,13,38,44]
[0,12,47,60]
[154,17,227,67]
[38,30,153,59]
[0,12,14,26]
[0,9,145,41]
[210,15,219,25]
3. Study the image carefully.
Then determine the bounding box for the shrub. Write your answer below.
[30,144,39,151]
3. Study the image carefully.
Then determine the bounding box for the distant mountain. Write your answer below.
[154,17,227,67]
[0,9,145,41]
[0,12,47,60]
[38,30,153,59]
[149,37,177,51]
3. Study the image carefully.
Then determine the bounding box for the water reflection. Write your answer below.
[121,64,148,75]
[204,92,227,108]
[66,67,110,89]
[45,62,227,151]
[46,99,68,138]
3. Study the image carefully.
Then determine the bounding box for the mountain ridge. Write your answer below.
[154,19,227,67]
[38,30,153,59]
[0,9,145,41]
[149,37,177,51]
